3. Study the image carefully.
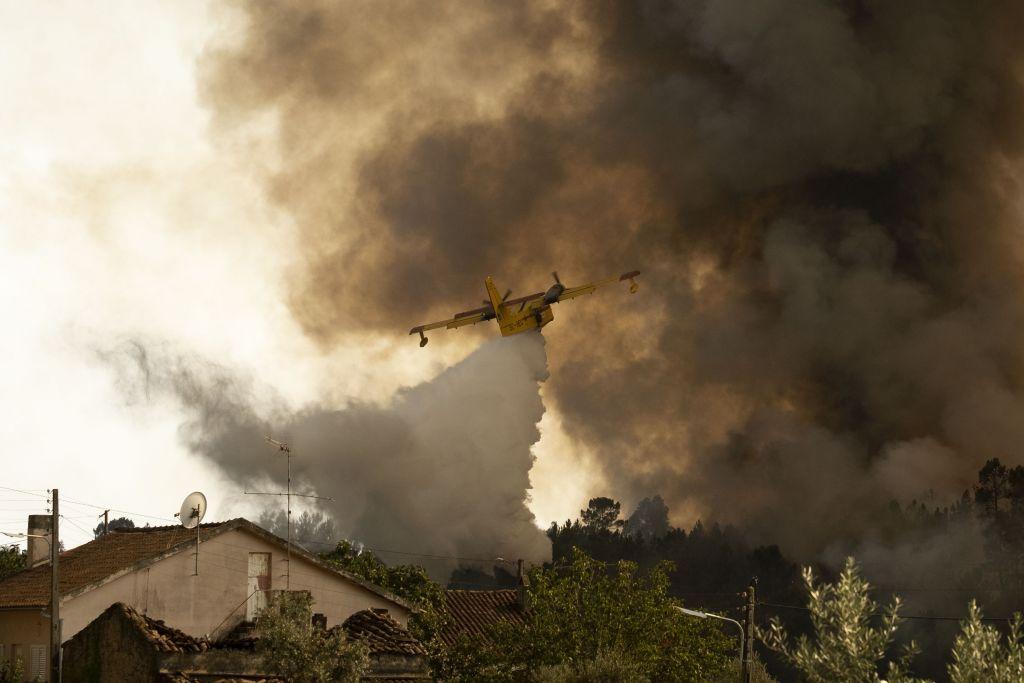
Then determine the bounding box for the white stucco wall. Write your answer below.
[30,526,410,646]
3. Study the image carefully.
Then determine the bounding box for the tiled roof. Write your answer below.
[0,522,227,608]
[441,589,527,646]
[160,675,285,683]
[0,518,412,612]
[343,609,427,656]
[108,602,212,653]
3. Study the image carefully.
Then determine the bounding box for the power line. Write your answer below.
[60,515,93,539]
[757,601,1016,622]
[287,535,539,565]
[0,486,49,498]
[872,585,1005,594]
[0,486,174,523]
[59,497,176,523]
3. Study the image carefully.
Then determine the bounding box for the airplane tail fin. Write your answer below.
[485,277,504,319]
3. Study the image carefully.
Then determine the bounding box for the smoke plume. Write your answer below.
[105,335,550,573]
[198,1,1024,558]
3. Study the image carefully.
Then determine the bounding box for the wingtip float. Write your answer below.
[409,270,640,347]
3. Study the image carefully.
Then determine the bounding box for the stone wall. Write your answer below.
[62,607,159,682]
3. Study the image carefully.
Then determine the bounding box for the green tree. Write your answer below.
[92,516,135,538]
[457,548,732,682]
[530,651,647,682]
[0,544,25,581]
[580,498,624,534]
[975,459,1013,515]
[708,654,778,683]
[948,601,1024,682]
[623,495,669,541]
[257,591,368,682]
[760,557,924,683]
[259,509,336,550]
[320,540,448,656]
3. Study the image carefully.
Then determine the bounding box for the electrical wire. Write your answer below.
[58,497,176,523]
[0,486,48,498]
[59,515,94,539]
[5,485,1023,608]
[757,601,1016,622]
[0,485,175,523]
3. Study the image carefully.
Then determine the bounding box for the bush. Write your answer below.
[531,651,648,683]
[257,591,368,682]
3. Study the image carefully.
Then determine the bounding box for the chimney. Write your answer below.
[27,514,51,567]
[516,559,530,612]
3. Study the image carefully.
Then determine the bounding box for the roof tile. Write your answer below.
[342,609,426,656]
[441,589,526,646]
[0,519,412,612]
[0,523,227,608]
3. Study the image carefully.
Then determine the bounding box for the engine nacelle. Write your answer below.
[543,283,565,304]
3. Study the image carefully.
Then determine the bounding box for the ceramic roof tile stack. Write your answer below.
[342,609,427,656]
[441,589,527,646]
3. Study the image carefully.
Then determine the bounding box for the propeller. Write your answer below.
[543,271,567,304]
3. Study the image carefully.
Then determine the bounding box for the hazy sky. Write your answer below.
[0,1,600,550]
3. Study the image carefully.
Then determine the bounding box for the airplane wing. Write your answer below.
[501,291,545,310]
[409,307,494,337]
[554,270,640,303]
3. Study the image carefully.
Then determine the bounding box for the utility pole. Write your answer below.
[100,510,108,536]
[674,606,744,680]
[50,488,60,683]
[743,577,757,683]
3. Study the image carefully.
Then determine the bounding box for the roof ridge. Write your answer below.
[0,517,413,615]
[114,520,229,533]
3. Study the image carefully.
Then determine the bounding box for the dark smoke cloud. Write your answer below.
[104,335,550,574]
[200,1,1024,558]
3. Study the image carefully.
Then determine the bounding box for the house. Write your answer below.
[338,607,431,680]
[61,602,276,682]
[440,588,528,647]
[0,517,413,681]
[61,601,431,682]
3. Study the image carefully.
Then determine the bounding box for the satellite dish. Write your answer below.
[177,492,207,530]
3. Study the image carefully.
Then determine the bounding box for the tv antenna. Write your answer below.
[174,491,207,576]
[244,436,333,589]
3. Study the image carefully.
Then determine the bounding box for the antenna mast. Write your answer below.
[267,437,292,590]
[246,436,333,591]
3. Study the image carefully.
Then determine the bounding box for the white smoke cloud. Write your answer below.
[106,332,552,575]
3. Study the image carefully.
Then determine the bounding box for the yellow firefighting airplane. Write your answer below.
[410,270,640,346]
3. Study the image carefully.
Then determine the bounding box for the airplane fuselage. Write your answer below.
[409,269,639,347]
[497,299,554,336]
[485,276,554,337]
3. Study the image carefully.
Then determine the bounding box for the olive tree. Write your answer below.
[759,557,924,683]
[443,548,732,681]
[948,601,1024,683]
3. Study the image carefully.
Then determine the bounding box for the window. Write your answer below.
[246,552,272,620]
[30,644,46,680]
